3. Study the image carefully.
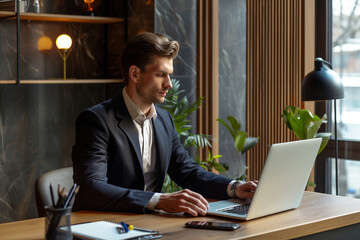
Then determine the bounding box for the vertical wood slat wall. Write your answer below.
[197,0,219,159]
[246,0,315,180]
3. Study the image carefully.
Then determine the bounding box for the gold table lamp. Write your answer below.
[56,34,72,80]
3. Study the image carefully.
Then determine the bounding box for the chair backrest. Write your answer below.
[35,167,74,217]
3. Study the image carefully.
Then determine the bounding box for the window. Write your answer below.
[318,0,360,198]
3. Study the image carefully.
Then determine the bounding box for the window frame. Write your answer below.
[314,0,360,194]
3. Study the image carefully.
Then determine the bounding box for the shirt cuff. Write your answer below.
[146,193,162,211]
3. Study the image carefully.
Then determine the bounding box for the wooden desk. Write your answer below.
[1,191,360,240]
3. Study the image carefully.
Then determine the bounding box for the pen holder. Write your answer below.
[44,206,72,240]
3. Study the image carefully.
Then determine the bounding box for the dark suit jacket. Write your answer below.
[72,90,232,213]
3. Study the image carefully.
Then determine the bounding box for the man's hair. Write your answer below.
[120,32,179,85]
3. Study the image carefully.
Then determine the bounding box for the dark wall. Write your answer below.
[0,84,113,222]
[0,0,154,223]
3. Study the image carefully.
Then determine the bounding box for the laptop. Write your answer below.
[207,138,322,220]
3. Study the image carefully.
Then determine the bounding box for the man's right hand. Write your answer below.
[155,189,209,216]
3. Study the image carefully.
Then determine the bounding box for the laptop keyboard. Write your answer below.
[217,204,250,215]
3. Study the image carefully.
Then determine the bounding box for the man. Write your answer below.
[72,32,257,216]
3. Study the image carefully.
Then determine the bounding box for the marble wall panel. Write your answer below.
[218,0,247,178]
[155,0,197,128]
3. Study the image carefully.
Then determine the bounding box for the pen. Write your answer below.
[121,221,129,233]
[128,225,158,233]
[116,222,158,234]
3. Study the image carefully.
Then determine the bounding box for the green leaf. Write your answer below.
[282,105,330,156]
[184,134,212,149]
[212,161,228,172]
[176,126,191,134]
[234,131,247,152]
[218,115,259,160]
[217,118,236,139]
[306,118,323,139]
[185,97,204,115]
[289,109,308,139]
[174,98,188,117]
[174,115,189,122]
[315,132,332,154]
[195,154,200,163]
[242,137,259,154]
[227,116,241,133]
[307,179,316,187]
[200,164,208,171]
[299,108,319,126]
[282,106,293,130]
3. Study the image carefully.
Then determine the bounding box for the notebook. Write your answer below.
[207,138,322,221]
[70,220,161,240]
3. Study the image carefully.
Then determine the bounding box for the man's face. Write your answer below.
[135,56,173,106]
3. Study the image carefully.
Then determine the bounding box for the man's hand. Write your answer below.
[235,180,258,199]
[155,189,209,216]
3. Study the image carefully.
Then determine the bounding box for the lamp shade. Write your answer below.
[301,58,344,101]
[37,36,53,52]
[56,34,72,50]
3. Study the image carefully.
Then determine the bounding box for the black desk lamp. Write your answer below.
[301,57,344,195]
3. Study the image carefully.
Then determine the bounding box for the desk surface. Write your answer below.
[1,191,360,240]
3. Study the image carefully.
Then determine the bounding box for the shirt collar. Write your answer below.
[123,88,157,124]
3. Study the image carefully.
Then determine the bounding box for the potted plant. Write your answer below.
[282,105,331,154]
[281,105,332,186]
[161,79,229,193]
[217,116,259,181]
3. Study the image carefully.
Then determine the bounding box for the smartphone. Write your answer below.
[185,221,240,231]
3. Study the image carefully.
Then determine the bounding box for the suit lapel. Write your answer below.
[113,91,170,192]
[152,114,169,177]
[113,92,143,168]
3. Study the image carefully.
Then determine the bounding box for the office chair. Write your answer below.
[35,167,74,217]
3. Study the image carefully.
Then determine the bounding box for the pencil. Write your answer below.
[64,183,78,208]
[49,184,55,207]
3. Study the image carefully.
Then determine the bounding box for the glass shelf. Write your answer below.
[0,79,123,84]
[0,11,124,24]
[0,10,124,84]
